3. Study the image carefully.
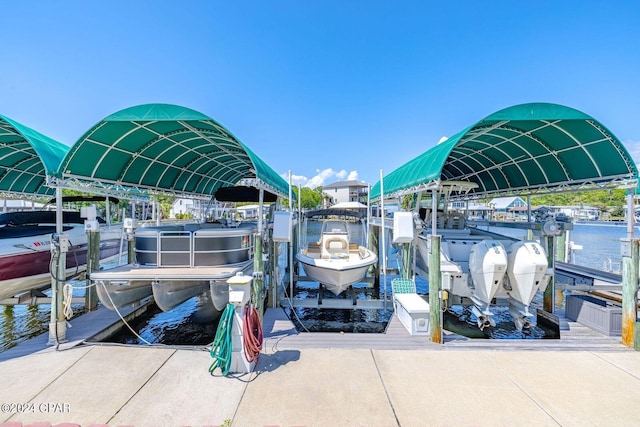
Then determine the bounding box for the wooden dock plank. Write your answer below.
[262,307,632,352]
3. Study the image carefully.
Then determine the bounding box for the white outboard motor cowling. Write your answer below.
[505,240,550,329]
[468,240,508,323]
[506,240,549,308]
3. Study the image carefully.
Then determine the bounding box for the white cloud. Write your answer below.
[306,168,339,188]
[279,172,308,187]
[283,168,361,189]
[623,140,640,165]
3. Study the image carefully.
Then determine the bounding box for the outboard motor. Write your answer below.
[468,240,508,329]
[505,240,551,330]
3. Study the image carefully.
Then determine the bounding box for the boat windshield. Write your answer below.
[321,220,348,235]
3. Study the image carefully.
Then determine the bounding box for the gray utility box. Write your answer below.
[565,294,622,336]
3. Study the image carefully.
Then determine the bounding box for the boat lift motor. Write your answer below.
[81,205,99,232]
[227,272,256,374]
[123,217,137,240]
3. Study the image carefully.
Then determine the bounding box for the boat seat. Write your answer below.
[324,237,347,250]
[446,214,465,229]
[349,242,359,253]
[307,242,321,253]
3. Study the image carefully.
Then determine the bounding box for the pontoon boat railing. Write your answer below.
[135,228,255,267]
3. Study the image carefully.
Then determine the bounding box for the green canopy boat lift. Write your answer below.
[2,104,293,345]
[370,102,639,347]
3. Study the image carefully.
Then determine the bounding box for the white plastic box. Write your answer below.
[272,211,292,242]
[393,211,415,244]
[394,293,430,335]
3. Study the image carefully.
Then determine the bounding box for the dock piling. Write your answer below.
[84,205,100,311]
[621,238,639,349]
[543,235,556,313]
[428,235,442,344]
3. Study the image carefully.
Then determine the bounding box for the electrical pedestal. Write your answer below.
[228,273,256,374]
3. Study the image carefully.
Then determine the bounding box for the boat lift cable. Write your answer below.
[279,267,311,333]
[209,303,235,376]
[98,281,155,346]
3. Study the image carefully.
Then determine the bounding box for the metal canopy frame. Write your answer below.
[53,103,291,202]
[370,103,638,201]
[0,114,70,198]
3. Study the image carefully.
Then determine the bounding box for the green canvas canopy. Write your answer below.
[0,114,70,197]
[370,103,638,201]
[56,104,291,200]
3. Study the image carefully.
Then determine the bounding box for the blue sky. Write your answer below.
[2,1,639,189]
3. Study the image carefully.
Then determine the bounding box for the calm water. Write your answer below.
[0,222,635,351]
[102,293,219,346]
[488,222,630,271]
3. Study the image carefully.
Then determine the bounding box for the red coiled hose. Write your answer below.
[243,305,263,363]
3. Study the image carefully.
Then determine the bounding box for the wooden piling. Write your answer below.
[270,239,279,308]
[621,238,639,349]
[543,235,555,313]
[127,237,136,264]
[49,188,66,344]
[428,235,442,344]
[556,230,567,263]
[253,234,264,318]
[369,224,380,297]
[401,242,412,280]
[85,228,100,311]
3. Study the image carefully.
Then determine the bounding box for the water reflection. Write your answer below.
[104,292,218,346]
[0,293,85,353]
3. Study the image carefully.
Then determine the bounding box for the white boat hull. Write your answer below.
[0,225,123,301]
[296,250,377,295]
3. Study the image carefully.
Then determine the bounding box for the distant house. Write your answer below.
[236,204,260,220]
[448,196,527,220]
[449,200,492,220]
[489,196,527,220]
[170,198,206,219]
[322,180,369,207]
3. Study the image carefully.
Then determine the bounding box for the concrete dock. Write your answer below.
[1,307,639,427]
